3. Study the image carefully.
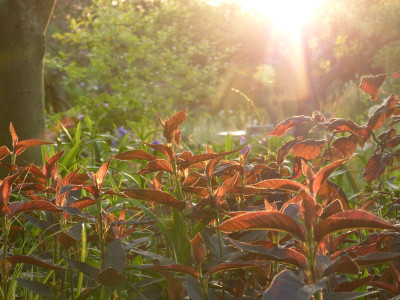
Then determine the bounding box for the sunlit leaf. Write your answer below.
[318,180,349,209]
[363,152,393,182]
[250,179,307,193]
[114,150,158,161]
[315,210,398,242]
[8,200,60,217]
[14,139,52,156]
[359,73,386,101]
[178,148,242,170]
[122,189,185,210]
[43,151,64,180]
[137,159,173,174]
[293,139,326,160]
[143,142,175,161]
[310,160,345,197]
[0,146,11,161]
[268,116,312,137]
[218,211,305,241]
[277,138,301,165]
[367,94,397,131]
[327,119,368,139]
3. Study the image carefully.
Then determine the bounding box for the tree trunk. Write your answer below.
[0,0,55,165]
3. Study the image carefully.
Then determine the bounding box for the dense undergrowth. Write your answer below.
[1,73,400,299]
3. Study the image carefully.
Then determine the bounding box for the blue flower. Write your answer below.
[118,126,129,137]
[151,140,162,145]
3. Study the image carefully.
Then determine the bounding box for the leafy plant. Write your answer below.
[1,73,400,299]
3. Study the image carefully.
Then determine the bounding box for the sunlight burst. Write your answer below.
[214,0,325,34]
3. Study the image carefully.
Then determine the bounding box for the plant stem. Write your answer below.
[1,216,10,299]
[96,195,105,267]
[76,223,87,297]
[305,229,323,300]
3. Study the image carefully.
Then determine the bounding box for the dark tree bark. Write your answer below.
[0,0,56,165]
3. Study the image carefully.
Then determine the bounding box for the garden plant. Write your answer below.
[1,73,400,299]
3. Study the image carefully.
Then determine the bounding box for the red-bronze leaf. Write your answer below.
[137,264,198,278]
[230,239,307,268]
[208,262,258,276]
[98,268,125,287]
[43,152,64,180]
[369,281,398,295]
[206,157,222,178]
[319,199,343,219]
[277,138,301,165]
[310,160,345,197]
[353,252,400,266]
[122,189,185,210]
[0,146,11,161]
[268,116,312,137]
[95,161,110,190]
[7,254,67,270]
[363,152,393,182]
[190,233,205,266]
[300,191,318,230]
[218,211,305,241]
[137,159,173,174]
[334,276,373,292]
[58,232,78,249]
[327,119,367,138]
[9,123,18,148]
[319,180,349,209]
[314,210,398,242]
[359,73,386,101]
[159,109,186,144]
[143,142,175,161]
[114,150,158,161]
[330,135,358,159]
[293,139,326,160]
[215,172,240,206]
[165,276,186,300]
[386,136,400,148]
[250,179,307,193]
[367,94,397,132]
[7,201,60,217]
[14,140,53,156]
[178,148,242,170]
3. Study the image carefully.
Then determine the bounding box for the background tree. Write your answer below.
[0,0,56,164]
